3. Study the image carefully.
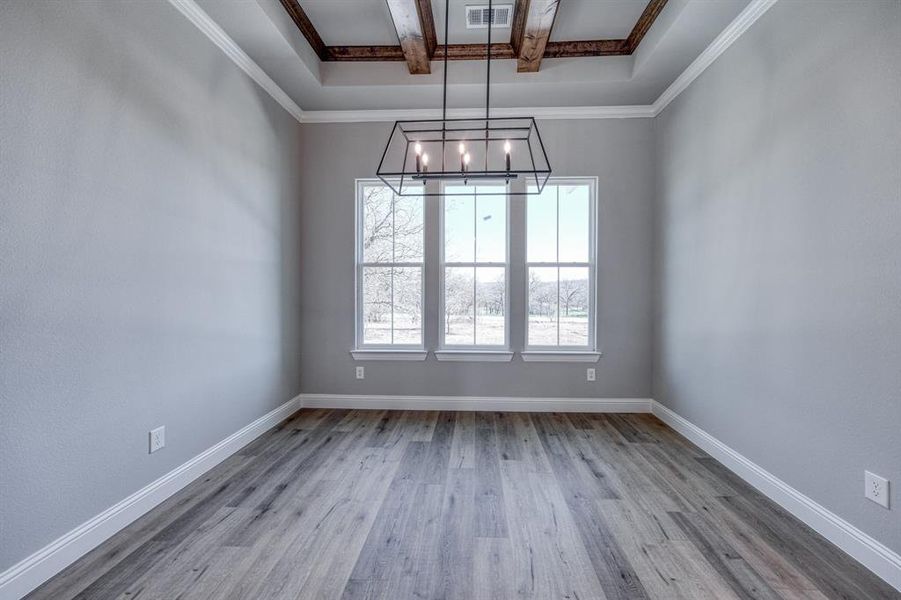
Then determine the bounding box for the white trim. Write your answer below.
[350,350,428,361]
[300,394,650,413]
[300,105,656,123]
[651,0,778,116]
[166,0,304,123]
[0,396,301,600]
[521,352,601,363]
[434,350,514,362]
[651,401,901,592]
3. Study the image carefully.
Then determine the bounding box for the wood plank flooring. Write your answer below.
[27,410,898,599]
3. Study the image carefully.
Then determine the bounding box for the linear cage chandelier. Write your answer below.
[376,0,551,197]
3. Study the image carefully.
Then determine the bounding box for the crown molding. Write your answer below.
[167,0,778,125]
[166,0,304,123]
[652,0,778,115]
[300,105,656,123]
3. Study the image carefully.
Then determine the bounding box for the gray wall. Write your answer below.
[298,119,655,398]
[0,1,303,570]
[653,0,901,554]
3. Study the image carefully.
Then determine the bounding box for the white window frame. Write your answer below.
[524,177,598,352]
[438,180,511,351]
[354,179,425,351]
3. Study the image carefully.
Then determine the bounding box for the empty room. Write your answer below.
[1,0,899,598]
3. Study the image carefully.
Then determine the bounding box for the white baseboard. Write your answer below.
[651,401,901,592]
[0,396,301,600]
[299,393,651,413]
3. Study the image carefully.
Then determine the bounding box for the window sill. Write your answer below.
[350,350,428,361]
[434,350,514,362]
[521,352,601,363]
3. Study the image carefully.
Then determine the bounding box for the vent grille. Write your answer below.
[465,4,513,29]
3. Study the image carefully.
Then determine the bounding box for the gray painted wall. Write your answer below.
[298,120,655,398]
[0,1,303,570]
[653,0,901,554]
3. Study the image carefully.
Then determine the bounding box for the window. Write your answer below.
[440,182,509,348]
[356,180,424,348]
[526,178,596,350]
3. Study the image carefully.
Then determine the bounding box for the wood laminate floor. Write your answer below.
[28,409,897,600]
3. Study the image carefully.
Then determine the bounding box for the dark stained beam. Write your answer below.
[626,0,669,52]
[543,39,628,58]
[328,46,406,62]
[327,41,634,62]
[385,0,436,74]
[510,0,530,55]
[278,0,330,61]
[515,0,560,72]
[416,0,438,58]
[434,43,517,61]
[279,0,667,65]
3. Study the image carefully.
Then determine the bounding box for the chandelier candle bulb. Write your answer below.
[421,152,429,173]
[504,140,511,172]
[414,143,423,173]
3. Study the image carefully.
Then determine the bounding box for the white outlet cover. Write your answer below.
[586,368,596,382]
[356,366,365,379]
[149,426,165,454]
[865,471,890,509]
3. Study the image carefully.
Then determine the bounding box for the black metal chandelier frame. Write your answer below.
[376,0,552,197]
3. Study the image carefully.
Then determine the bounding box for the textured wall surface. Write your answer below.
[0,1,303,569]
[653,0,901,553]
[297,120,656,398]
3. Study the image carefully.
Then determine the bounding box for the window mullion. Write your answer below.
[473,190,478,345]
[556,186,561,347]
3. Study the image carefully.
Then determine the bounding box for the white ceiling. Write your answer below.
[551,0,649,40]
[300,0,398,46]
[193,0,753,111]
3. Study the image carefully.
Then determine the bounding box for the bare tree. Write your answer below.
[444,270,473,335]
[528,271,557,319]
[361,187,424,328]
[559,278,587,317]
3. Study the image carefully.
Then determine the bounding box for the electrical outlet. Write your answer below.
[586,368,596,382]
[149,426,165,454]
[356,366,365,380]
[865,471,890,509]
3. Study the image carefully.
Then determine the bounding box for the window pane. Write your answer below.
[559,184,590,262]
[393,267,422,345]
[361,186,393,263]
[527,185,557,262]
[528,267,558,346]
[475,267,505,345]
[444,266,474,345]
[476,193,506,263]
[393,194,423,262]
[444,190,474,262]
[362,266,392,344]
[559,267,590,346]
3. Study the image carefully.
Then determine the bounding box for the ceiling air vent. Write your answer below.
[465,4,513,29]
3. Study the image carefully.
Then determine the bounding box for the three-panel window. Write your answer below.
[355,178,596,353]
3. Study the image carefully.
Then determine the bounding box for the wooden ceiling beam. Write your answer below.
[279,0,667,66]
[278,0,330,61]
[514,0,560,72]
[626,0,669,52]
[386,0,437,74]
